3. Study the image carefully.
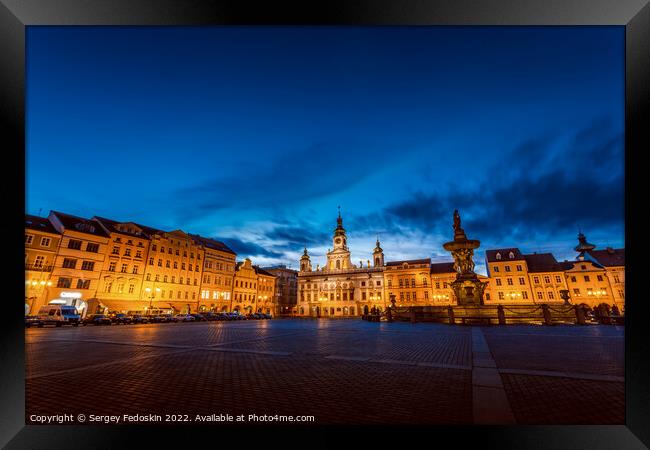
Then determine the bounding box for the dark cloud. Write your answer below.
[352,118,624,245]
[219,237,284,259]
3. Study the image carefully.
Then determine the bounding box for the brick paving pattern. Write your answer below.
[25,320,624,424]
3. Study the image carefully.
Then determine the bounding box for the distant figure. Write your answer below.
[453,209,461,232]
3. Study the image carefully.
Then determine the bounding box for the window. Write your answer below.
[614,275,620,283]
[172,276,175,283]
[581,265,587,270]
[496,253,501,260]
[151,244,157,251]
[108,261,116,272]
[81,261,95,271]
[584,275,590,282]
[443,282,448,289]
[505,265,511,272]
[68,239,82,250]
[507,278,513,285]
[62,258,77,269]
[422,279,427,287]
[516,265,522,271]
[136,250,142,258]
[435,282,440,289]
[34,255,45,268]
[190,252,194,258]
[132,265,139,274]
[571,276,577,282]
[41,237,52,247]
[105,281,112,293]
[161,247,165,253]
[77,279,90,289]
[180,277,184,284]
[166,260,170,268]
[86,243,99,253]
[182,263,186,270]
[424,291,429,300]
[112,247,120,255]
[183,251,187,257]
[519,277,525,285]
[406,292,410,301]
[537,292,544,300]
[57,277,72,288]
[117,283,124,294]
[522,291,528,300]
[146,273,151,281]
[485,293,491,301]
[164,275,168,282]
[177,291,181,299]
[498,292,504,300]
[174,262,178,269]
[168,248,172,254]
[544,276,551,284]
[149,258,154,265]
[155,275,160,282]
[496,279,502,286]
[121,264,128,273]
[176,249,180,255]
[398,279,403,287]
[25,234,34,245]
[362,292,366,300]
[597,275,604,282]
[129,284,135,294]
[158,259,162,267]
[508,252,514,259]
[573,288,580,295]
[124,248,131,257]
[185,292,189,299]
[555,275,562,283]
[494,266,499,272]
[548,291,554,299]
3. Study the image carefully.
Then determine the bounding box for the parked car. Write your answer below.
[110,313,133,325]
[191,314,207,322]
[131,314,150,324]
[83,314,112,326]
[36,305,81,327]
[202,312,218,321]
[174,314,195,322]
[263,313,272,320]
[215,313,230,321]
[159,314,178,323]
[25,315,44,328]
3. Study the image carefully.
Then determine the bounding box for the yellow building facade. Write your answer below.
[25,215,62,314]
[192,234,237,312]
[47,211,111,316]
[232,258,276,314]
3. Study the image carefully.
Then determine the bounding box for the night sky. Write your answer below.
[26,26,624,274]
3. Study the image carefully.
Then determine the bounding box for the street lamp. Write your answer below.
[144,286,161,312]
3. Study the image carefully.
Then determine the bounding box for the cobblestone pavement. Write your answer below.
[25,320,624,425]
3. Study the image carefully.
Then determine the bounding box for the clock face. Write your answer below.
[335,238,341,244]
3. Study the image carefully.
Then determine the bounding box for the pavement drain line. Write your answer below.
[471,327,516,425]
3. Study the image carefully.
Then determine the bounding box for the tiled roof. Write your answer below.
[93,216,152,239]
[523,253,564,273]
[188,233,236,255]
[485,248,525,262]
[253,266,276,277]
[50,211,110,237]
[587,248,624,267]
[430,262,456,274]
[385,258,431,267]
[25,215,60,234]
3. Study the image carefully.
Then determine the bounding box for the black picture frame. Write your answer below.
[1,0,648,448]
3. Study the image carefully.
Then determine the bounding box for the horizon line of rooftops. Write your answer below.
[26,210,624,271]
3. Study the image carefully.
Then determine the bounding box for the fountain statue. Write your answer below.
[443,209,488,305]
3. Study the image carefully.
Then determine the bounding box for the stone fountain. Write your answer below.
[443,209,488,306]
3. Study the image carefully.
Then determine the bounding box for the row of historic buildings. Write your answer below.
[296,212,625,317]
[24,211,290,316]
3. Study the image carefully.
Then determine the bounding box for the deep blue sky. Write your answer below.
[26,26,624,274]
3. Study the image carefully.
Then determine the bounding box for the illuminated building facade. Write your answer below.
[25,215,62,314]
[297,212,385,317]
[192,234,237,313]
[232,259,277,314]
[261,265,298,316]
[47,211,111,316]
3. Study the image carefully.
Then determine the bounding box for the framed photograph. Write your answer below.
[3,0,648,448]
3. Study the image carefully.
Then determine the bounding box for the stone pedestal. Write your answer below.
[443,238,487,306]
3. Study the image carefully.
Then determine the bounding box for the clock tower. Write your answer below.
[327,207,352,271]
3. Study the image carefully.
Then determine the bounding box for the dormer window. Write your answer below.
[496,253,502,260]
[74,222,95,233]
[508,252,515,259]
